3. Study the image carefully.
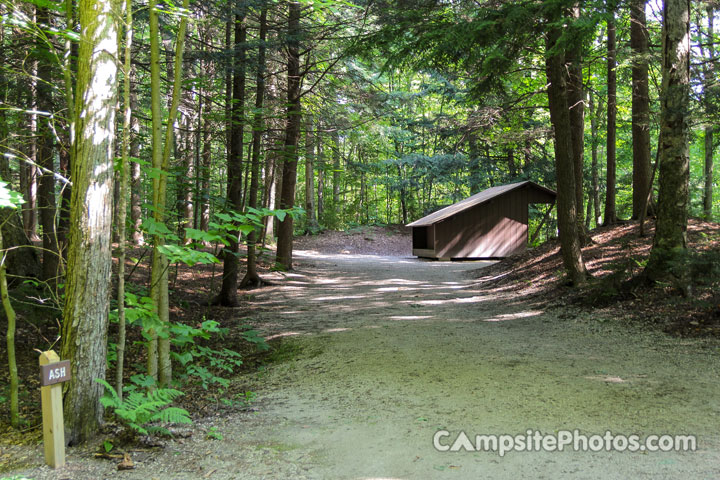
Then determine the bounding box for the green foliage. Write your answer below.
[96,375,191,436]
[206,426,223,440]
[157,244,219,266]
[169,319,267,391]
[0,180,24,209]
[220,390,257,408]
[110,291,163,336]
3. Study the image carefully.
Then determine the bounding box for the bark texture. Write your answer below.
[217,10,246,305]
[275,1,302,270]
[566,4,586,238]
[60,0,118,444]
[631,0,652,219]
[241,6,267,288]
[645,0,690,278]
[604,7,617,225]
[546,26,587,286]
[700,6,715,220]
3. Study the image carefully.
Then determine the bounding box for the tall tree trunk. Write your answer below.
[700,6,715,220]
[241,5,267,288]
[546,26,587,286]
[60,0,118,443]
[331,129,340,208]
[316,125,324,223]
[147,0,190,384]
[116,0,132,398]
[129,67,143,245]
[275,1,302,270]
[177,113,194,244]
[589,90,601,228]
[468,133,480,193]
[604,6,618,225]
[631,0,652,219]
[58,0,76,258]
[216,8,246,305]
[200,114,212,234]
[304,116,317,231]
[566,4,587,240]
[36,4,59,282]
[644,0,690,281]
[0,225,19,428]
[0,26,9,181]
[21,87,39,241]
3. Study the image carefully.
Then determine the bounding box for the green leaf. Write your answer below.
[0,180,24,209]
[184,228,226,244]
[158,244,220,266]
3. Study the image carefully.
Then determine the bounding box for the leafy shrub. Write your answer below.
[96,375,191,436]
[170,319,267,390]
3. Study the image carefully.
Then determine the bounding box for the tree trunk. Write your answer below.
[21,96,39,242]
[304,116,317,231]
[129,67,143,245]
[216,9,247,305]
[57,0,76,258]
[275,1,302,270]
[631,0,652,220]
[546,26,587,286]
[147,0,190,384]
[332,129,341,210]
[199,114,212,235]
[566,4,587,240]
[589,90,601,228]
[116,0,132,398]
[604,7,618,225]
[700,6,715,220]
[241,6,267,288]
[0,225,19,428]
[60,0,118,443]
[177,114,194,244]
[316,126,324,222]
[0,26,9,181]
[36,4,59,282]
[644,0,690,280]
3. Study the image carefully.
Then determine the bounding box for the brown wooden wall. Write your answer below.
[429,186,534,259]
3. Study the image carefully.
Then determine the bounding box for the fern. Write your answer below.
[96,377,191,436]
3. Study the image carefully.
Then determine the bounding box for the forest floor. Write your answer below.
[2,221,720,479]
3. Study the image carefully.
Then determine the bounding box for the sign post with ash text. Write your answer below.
[39,350,70,468]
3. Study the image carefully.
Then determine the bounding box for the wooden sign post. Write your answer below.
[39,350,70,468]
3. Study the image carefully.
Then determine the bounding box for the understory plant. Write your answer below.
[96,374,191,436]
[170,319,268,391]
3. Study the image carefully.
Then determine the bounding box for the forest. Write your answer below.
[1,0,720,477]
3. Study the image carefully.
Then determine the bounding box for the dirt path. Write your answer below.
[8,252,720,479]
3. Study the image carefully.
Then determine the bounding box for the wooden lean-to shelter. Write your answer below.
[407,181,556,259]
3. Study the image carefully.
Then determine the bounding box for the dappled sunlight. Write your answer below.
[295,250,418,265]
[411,295,489,306]
[240,253,507,335]
[313,295,367,301]
[585,375,627,384]
[388,315,433,321]
[265,331,304,340]
[483,310,544,322]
